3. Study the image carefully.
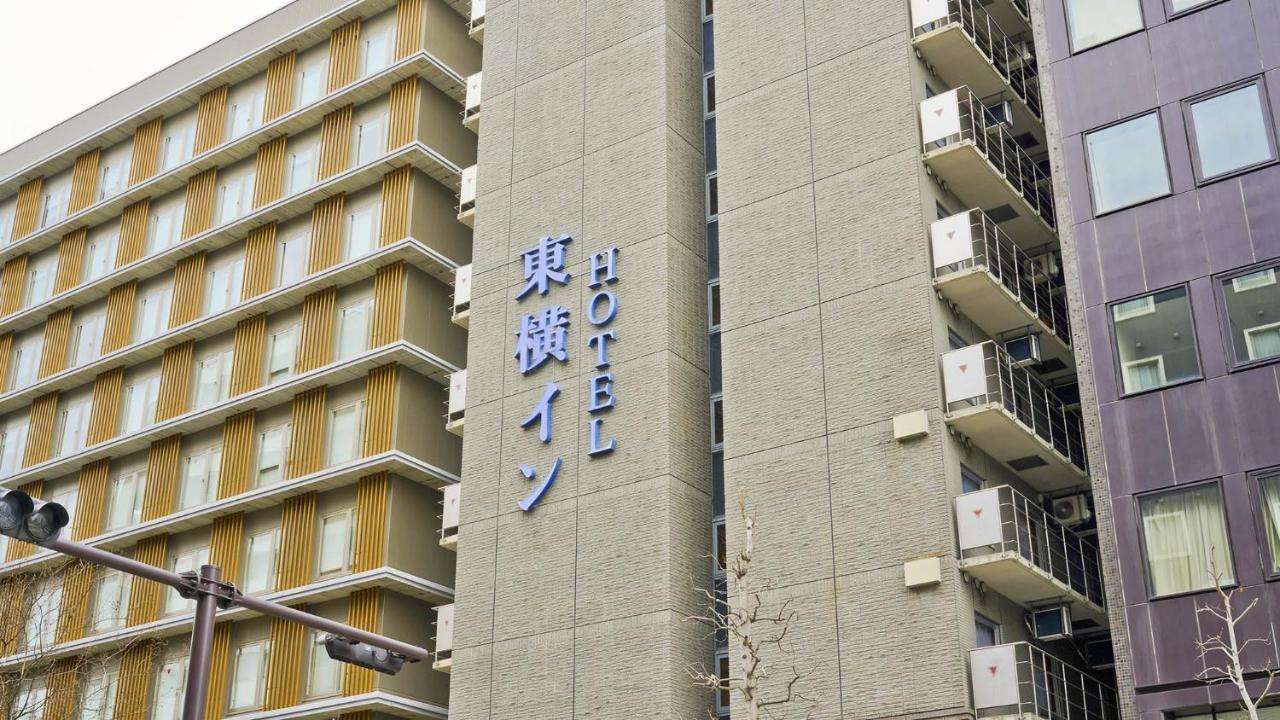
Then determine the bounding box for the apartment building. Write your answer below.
[0,0,477,717]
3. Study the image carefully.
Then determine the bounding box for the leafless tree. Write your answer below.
[686,494,816,720]
[1196,556,1278,720]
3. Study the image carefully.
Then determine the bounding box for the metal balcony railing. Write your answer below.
[944,342,1087,472]
[957,485,1104,607]
[933,209,1070,346]
[912,0,1042,118]
[921,86,1056,230]
[971,643,1118,720]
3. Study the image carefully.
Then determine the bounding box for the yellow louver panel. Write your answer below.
[363,365,397,457]
[230,314,267,396]
[155,341,195,421]
[340,713,375,720]
[68,148,102,214]
[297,287,336,372]
[387,78,419,150]
[168,252,206,327]
[37,307,74,379]
[12,178,44,241]
[205,623,233,719]
[101,281,137,354]
[286,389,326,479]
[23,394,59,468]
[318,105,354,181]
[394,0,425,59]
[209,513,245,584]
[42,658,80,720]
[53,227,87,294]
[0,333,10,389]
[4,481,43,562]
[263,610,307,709]
[54,561,96,644]
[276,493,317,589]
[128,118,164,186]
[87,368,125,445]
[116,199,150,268]
[72,459,111,540]
[353,472,390,572]
[194,85,229,155]
[342,589,382,695]
[125,534,169,626]
[217,411,256,499]
[308,195,345,274]
[241,223,277,300]
[141,435,182,521]
[378,168,411,247]
[327,20,361,93]
[264,51,297,122]
[0,576,28,653]
[0,254,29,316]
[253,137,288,209]
[112,641,157,719]
[371,262,405,345]
[181,168,218,240]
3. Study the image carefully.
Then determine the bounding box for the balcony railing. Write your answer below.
[971,643,1117,720]
[943,341,1087,474]
[932,209,1070,346]
[911,0,1041,118]
[920,86,1056,229]
[956,486,1104,608]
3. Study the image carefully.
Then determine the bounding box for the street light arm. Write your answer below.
[48,536,188,591]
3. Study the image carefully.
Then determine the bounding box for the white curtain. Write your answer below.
[1261,475,1280,573]
[1140,485,1233,596]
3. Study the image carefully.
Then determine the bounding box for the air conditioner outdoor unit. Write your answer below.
[1085,637,1116,670]
[1029,252,1060,282]
[1005,334,1041,367]
[1031,604,1072,641]
[1052,495,1092,526]
[983,100,1014,129]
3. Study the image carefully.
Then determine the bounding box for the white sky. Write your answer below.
[0,0,295,153]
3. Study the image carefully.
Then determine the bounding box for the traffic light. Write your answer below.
[0,490,69,547]
[323,635,407,675]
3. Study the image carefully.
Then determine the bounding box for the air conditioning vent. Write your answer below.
[1052,495,1092,526]
[1008,455,1047,471]
[1031,604,1072,641]
[983,100,1014,128]
[985,204,1018,223]
[1005,334,1041,367]
[1085,638,1115,670]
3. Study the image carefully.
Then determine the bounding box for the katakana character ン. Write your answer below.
[521,381,561,443]
[517,457,563,512]
[516,234,573,300]
[514,305,571,374]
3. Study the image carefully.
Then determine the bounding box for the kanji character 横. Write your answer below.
[514,305,571,374]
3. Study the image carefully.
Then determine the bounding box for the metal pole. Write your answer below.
[183,564,221,720]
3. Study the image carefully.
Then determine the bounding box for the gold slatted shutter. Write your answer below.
[276,492,318,589]
[125,534,169,626]
[371,262,405,346]
[38,307,74,379]
[209,513,245,584]
[307,195,344,273]
[216,411,256,499]
[263,610,307,709]
[12,178,44,241]
[112,641,157,719]
[264,51,297,123]
[205,623,233,719]
[342,589,382,695]
[353,472,389,571]
[140,435,182,521]
[327,20,361,93]
[168,253,206,327]
[194,86,229,155]
[286,389,327,479]
[363,366,397,456]
[116,199,150,268]
[87,368,125,445]
[241,223,276,300]
[253,137,287,209]
[181,168,218,240]
[0,333,12,388]
[42,658,80,720]
[0,576,28,653]
[5,481,43,562]
[297,287,336,372]
[318,106,354,180]
[72,459,111,540]
[101,281,138,353]
[387,77,419,150]
[53,228,87,294]
[54,561,96,644]
[129,118,164,186]
[0,254,29,316]
[394,0,425,59]
[230,314,267,396]
[155,341,195,421]
[68,148,102,214]
[23,394,59,467]
[378,168,411,246]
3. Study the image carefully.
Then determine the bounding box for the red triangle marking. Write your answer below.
[947,231,956,239]
[973,509,983,518]
[935,108,944,116]
[988,665,999,677]
[958,363,969,373]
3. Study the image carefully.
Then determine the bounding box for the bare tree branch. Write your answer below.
[1195,552,1278,720]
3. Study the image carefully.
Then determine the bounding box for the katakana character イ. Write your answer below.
[521,382,561,443]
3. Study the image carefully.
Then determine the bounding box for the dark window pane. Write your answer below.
[1111,287,1200,394]
[1222,267,1280,364]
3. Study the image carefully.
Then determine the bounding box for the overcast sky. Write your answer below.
[0,0,295,153]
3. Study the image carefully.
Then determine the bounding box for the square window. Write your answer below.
[1110,287,1200,394]
[1139,483,1233,597]
[1222,266,1280,364]
[1064,0,1143,52]
[1187,82,1276,181]
[1085,113,1171,214]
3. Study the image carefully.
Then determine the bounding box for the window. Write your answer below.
[90,570,131,632]
[317,509,353,575]
[267,326,298,383]
[714,651,730,716]
[242,529,278,594]
[704,74,716,115]
[1169,0,1219,14]
[712,517,726,577]
[352,116,386,166]
[50,486,77,533]
[286,145,317,195]
[0,199,15,242]
[361,25,392,76]
[24,576,61,649]
[307,631,342,697]
[104,468,146,531]
[0,419,29,475]
[257,425,289,486]
[83,227,119,282]
[80,669,119,720]
[706,173,719,219]
[1140,483,1233,597]
[710,394,724,450]
[975,614,1000,647]
[121,374,160,433]
[335,298,372,361]
[1064,0,1143,52]
[54,397,92,457]
[276,230,310,287]
[146,199,185,253]
[226,90,264,141]
[98,156,130,201]
[9,335,43,390]
[1111,287,1200,394]
[1085,113,1170,214]
[327,401,364,466]
[216,172,256,224]
[203,257,245,315]
[1221,266,1280,365]
[179,447,221,510]
[344,205,378,259]
[707,281,721,330]
[68,312,105,370]
[194,350,234,410]
[166,547,209,614]
[296,53,327,107]
[1187,82,1276,181]
[25,257,56,307]
[135,286,172,342]
[10,679,45,720]
[151,659,187,720]
[229,641,267,710]
[40,180,71,228]
[159,120,196,172]
[961,465,984,494]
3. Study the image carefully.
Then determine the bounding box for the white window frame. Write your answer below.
[146,199,185,254]
[24,256,56,308]
[317,508,354,576]
[24,575,62,650]
[90,570,132,633]
[1244,321,1280,362]
[135,286,173,342]
[335,297,373,361]
[104,467,147,531]
[10,677,46,720]
[1234,268,1278,293]
[276,230,310,288]
[120,374,160,433]
[54,396,92,457]
[306,630,343,697]
[295,51,328,108]
[9,334,43,390]
[179,446,222,510]
[327,400,365,467]
[709,393,724,451]
[228,640,268,711]
[343,203,379,260]
[151,657,188,720]
[216,171,256,225]
[159,118,197,173]
[1121,356,1168,393]
[242,528,279,595]
[39,179,71,229]
[83,227,119,282]
[267,325,298,384]
[0,419,30,475]
[1112,295,1157,320]
[70,310,106,367]
[166,547,210,614]
[203,256,246,316]
[352,115,386,167]
[80,669,119,720]
[256,424,290,487]
[286,145,318,196]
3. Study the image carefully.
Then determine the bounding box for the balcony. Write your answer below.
[452,263,472,327]
[470,0,486,42]
[956,486,1105,626]
[433,603,454,672]
[911,0,1043,138]
[970,643,1117,720]
[931,209,1071,366]
[942,342,1087,491]
[440,483,460,550]
[446,368,466,436]
[463,72,482,132]
[458,165,477,227]
[920,86,1056,248]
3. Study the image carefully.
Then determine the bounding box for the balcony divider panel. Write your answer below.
[141,435,182,521]
[53,227,87,294]
[318,105,355,180]
[378,167,412,247]
[168,252,206,328]
[394,0,426,59]
[54,560,95,644]
[327,20,362,93]
[371,262,405,344]
[230,313,268,396]
[342,587,382,695]
[180,168,219,241]
[115,199,150,268]
[72,458,111,540]
[11,178,43,241]
[387,78,420,150]
[112,640,158,718]
[253,137,288,209]
[241,223,277,300]
[124,533,168,626]
[0,254,29,316]
[353,471,390,572]
[216,410,256,499]
[4,481,43,562]
[86,367,125,444]
[155,341,195,420]
[194,85,230,156]
[22,393,59,468]
[308,195,346,273]
[297,287,337,371]
[209,512,245,585]
[276,491,318,589]
[128,118,163,186]
[287,389,327,479]
[204,622,233,719]
[37,307,73,379]
[264,51,298,123]
[363,365,397,459]
[68,148,102,214]
[42,658,79,720]
[0,576,27,653]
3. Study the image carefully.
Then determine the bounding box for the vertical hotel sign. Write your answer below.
[511,235,620,512]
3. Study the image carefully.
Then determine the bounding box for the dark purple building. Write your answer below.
[1041,0,1280,717]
